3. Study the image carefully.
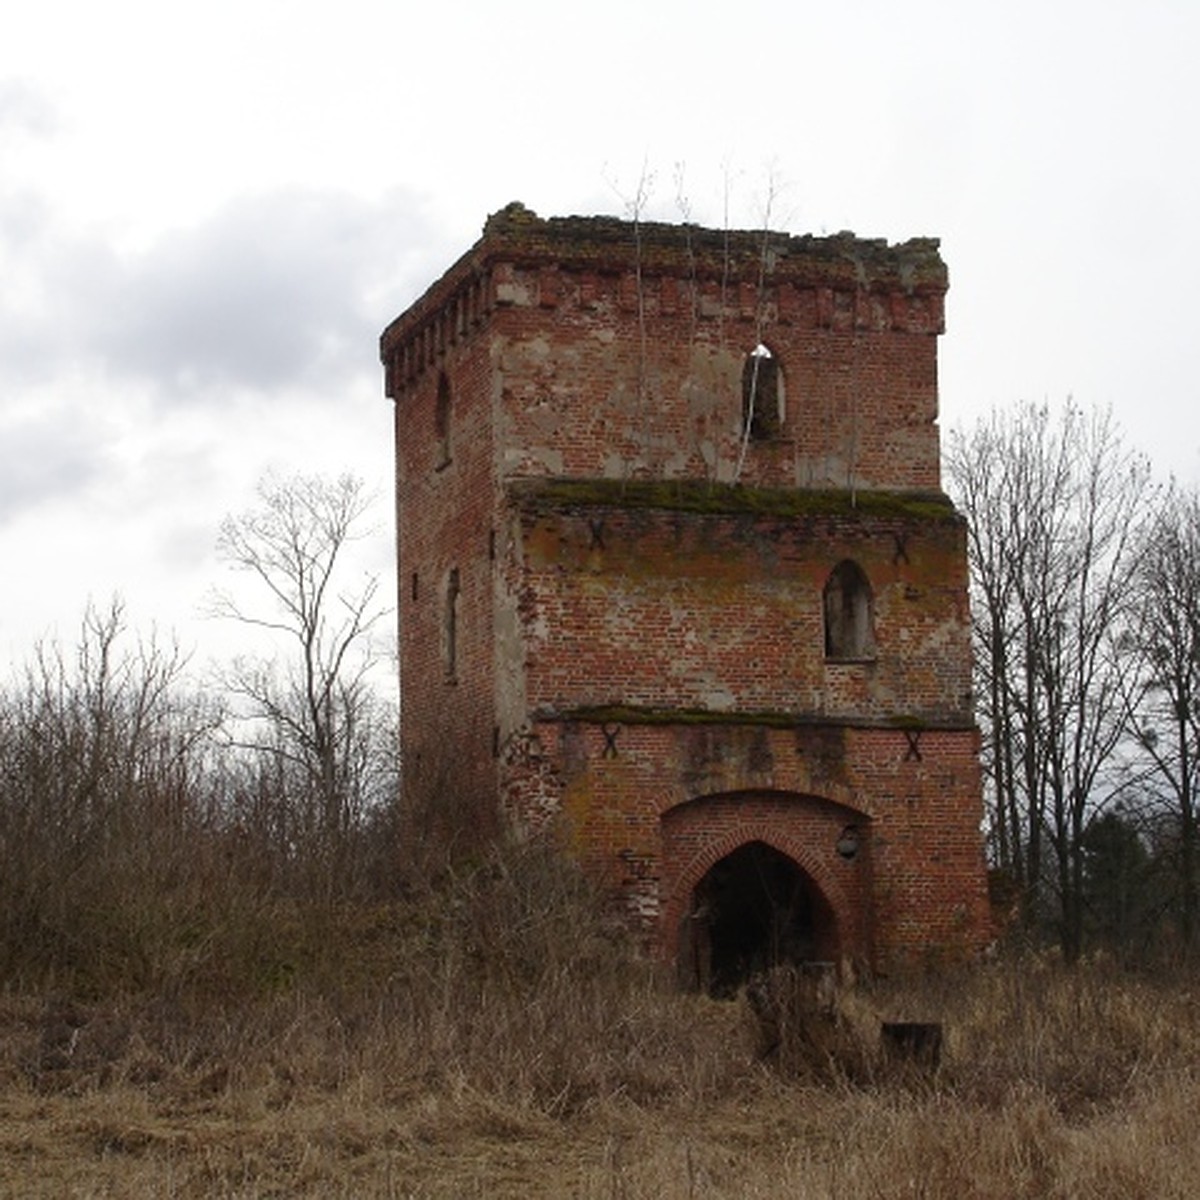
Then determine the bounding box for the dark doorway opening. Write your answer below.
[687,841,835,997]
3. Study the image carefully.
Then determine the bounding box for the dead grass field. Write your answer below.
[4,973,1200,1199]
[3,844,1199,1197]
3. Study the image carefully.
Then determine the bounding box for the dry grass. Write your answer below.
[4,1003,1200,1198]
[3,843,1200,1198]
[9,609,1199,1194]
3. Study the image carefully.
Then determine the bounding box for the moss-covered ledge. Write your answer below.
[531,704,975,733]
[506,477,959,523]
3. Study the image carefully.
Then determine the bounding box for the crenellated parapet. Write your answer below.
[381,202,946,397]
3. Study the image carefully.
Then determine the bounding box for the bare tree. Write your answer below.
[946,413,1031,894]
[947,402,1152,958]
[212,472,393,888]
[1126,486,1200,950]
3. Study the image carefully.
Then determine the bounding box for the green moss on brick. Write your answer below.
[509,477,959,523]
[541,704,972,732]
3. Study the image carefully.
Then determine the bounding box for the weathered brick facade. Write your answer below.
[381,203,991,981]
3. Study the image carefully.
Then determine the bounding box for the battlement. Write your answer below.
[381,203,946,400]
[477,201,946,286]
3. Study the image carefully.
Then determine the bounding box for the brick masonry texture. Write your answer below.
[382,203,991,972]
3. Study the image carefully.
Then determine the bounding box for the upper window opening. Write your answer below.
[742,345,783,441]
[435,372,452,469]
[824,560,876,661]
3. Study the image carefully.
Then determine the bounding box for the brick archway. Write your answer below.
[659,790,871,977]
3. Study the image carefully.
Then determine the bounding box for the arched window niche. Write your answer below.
[741,344,785,441]
[823,560,876,662]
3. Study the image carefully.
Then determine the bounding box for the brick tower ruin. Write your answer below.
[381,203,990,985]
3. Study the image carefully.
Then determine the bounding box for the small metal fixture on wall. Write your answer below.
[836,824,861,861]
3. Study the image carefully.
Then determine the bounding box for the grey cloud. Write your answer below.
[1,186,445,402]
[91,189,442,398]
[0,188,53,243]
[0,191,67,379]
[0,80,58,137]
[0,413,104,525]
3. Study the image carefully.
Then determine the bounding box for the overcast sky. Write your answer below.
[3,0,1198,673]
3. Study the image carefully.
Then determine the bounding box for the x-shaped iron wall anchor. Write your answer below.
[903,729,923,762]
[602,723,621,759]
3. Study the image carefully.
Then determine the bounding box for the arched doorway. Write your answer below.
[686,840,838,997]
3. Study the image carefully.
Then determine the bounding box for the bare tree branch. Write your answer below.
[211,472,394,895]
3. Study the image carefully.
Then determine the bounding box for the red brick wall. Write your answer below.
[490,262,943,493]
[511,495,973,726]
[393,332,498,828]
[500,719,989,970]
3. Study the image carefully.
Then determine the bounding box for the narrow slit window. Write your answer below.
[435,372,452,469]
[444,567,460,682]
